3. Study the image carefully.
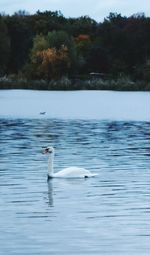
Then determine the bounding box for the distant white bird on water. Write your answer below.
[43,146,98,179]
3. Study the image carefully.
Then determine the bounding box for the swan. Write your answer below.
[43,146,98,179]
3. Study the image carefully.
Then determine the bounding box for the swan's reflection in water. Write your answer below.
[47,177,90,208]
[47,180,54,207]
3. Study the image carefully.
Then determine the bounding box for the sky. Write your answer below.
[0,0,150,21]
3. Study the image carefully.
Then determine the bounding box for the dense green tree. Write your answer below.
[87,44,110,73]
[31,34,49,54]
[47,30,77,73]
[26,34,49,78]
[31,11,67,35]
[0,16,10,75]
[6,13,33,73]
[65,16,97,36]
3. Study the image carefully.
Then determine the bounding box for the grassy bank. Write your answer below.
[0,76,150,91]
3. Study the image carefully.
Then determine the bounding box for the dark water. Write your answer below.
[1,118,150,254]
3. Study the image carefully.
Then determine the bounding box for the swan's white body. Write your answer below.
[53,167,97,178]
[44,147,97,178]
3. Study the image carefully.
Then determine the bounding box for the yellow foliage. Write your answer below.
[32,46,70,79]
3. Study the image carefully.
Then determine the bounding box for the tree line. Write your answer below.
[0,10,150,88]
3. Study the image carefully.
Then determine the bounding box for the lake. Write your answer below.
[0,90,150,254]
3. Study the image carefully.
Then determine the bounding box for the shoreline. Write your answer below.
[0,77,150,91]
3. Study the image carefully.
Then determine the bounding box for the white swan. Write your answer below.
[43,146,98,179]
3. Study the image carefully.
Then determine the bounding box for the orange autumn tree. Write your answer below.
[30,32,76,80]
[34,46,70,79]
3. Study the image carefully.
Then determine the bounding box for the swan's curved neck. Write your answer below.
[48,153,54,177]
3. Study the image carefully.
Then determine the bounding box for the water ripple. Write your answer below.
[1,118,150,254]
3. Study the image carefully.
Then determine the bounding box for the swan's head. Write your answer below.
[43,146,54,155]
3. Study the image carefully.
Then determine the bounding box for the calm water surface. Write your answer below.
[0,90,150,254]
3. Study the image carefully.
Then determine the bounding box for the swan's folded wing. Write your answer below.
[54,167,97,178]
